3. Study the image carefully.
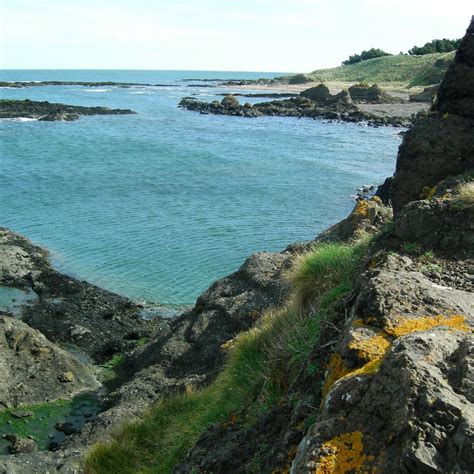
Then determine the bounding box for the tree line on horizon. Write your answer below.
[342,38,461,65]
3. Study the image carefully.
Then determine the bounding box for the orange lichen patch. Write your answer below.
[321,354,352,399]
[385,314,471,338]
[315,431,374,474]
[353,200,369,218]
[348,332,390,363]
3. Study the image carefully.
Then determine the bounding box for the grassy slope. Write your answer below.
[303,52,454,86]
[84,241,369,473]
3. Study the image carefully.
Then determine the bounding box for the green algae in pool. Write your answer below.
[0,286,38,317]
[0,393,100,454]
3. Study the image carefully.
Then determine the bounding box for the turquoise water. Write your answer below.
[0,70,401,306]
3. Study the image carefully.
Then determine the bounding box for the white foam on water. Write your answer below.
[83,89,110,93]
[0,117,38,122]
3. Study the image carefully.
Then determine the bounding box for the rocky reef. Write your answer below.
[0,16,473,474]
[0,100,136,121]
[179,83,414,127]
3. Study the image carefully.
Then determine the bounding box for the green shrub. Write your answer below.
[342,48,392,66]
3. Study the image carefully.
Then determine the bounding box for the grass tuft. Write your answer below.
[456,181,474,204]
[287,240,369,314]
[84,240,369,474]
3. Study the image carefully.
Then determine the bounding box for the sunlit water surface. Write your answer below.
[0,70,400,306]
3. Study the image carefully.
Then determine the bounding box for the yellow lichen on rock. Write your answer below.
[315,431,374,474]
[321,354,352,399]
[385,314,471,338]
[348,332,390,362]
[353,200,369,218]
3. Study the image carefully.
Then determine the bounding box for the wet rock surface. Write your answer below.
[0,99,136,121]
[0,228,157,362]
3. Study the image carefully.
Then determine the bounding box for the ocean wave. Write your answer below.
[0,117,38,122]
[83,89,110,93]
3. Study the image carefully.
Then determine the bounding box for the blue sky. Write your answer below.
[0,0,472,71]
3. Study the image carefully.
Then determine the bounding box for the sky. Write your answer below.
[0,0,472,72]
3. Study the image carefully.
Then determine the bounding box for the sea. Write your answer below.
[0,70,401,308]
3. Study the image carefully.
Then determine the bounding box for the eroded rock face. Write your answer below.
[389,18,474,212]
[0,316,99,408]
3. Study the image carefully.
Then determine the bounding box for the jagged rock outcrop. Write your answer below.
[389,18,474,212]
[433,19,474,119]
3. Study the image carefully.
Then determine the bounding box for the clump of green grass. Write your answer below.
[402,242,423,255]
[101,354,124,370]
[287,240,370,313]
[84,240,369,474]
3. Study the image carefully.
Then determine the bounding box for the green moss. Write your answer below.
[0,394,99,453]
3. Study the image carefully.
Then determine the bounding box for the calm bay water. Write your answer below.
[0,70,401,306]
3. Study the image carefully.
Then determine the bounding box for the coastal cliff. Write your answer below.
[0,17,473,474]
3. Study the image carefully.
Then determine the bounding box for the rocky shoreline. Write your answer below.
[0,99,136,121]
[179,83,417,127]
[0,16,473,474]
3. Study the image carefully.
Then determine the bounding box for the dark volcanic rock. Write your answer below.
[299,83,331,102]
[0,99,136,121]
[433,17,474,118]
[179,85,410,127]
[389,18,474,212]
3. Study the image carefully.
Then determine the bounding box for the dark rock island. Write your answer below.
[0,99,136,121]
